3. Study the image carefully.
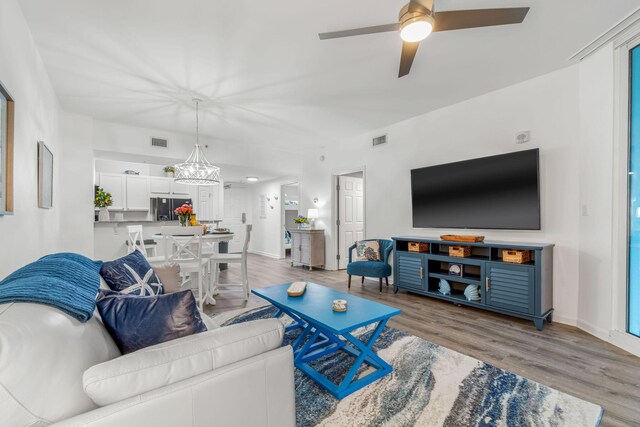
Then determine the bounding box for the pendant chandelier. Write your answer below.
[174,98,220,185]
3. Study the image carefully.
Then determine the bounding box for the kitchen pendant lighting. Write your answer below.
[174,99,220,185]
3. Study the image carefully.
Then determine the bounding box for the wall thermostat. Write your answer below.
[515,131,530,144]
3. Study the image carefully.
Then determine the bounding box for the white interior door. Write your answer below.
[223,186,248,253]
[197,187,210,220]
[338,175,364,269]
[197,186,220,221]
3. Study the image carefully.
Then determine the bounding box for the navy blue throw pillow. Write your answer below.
[96,290,207,354]
[100,250,163,296]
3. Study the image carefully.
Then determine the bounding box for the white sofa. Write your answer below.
[0,301,295,427]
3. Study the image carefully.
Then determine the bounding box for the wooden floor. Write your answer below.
[205,254,640,427]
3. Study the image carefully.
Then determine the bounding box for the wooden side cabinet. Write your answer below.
[291,229,325,270]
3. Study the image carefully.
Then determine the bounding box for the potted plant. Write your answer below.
[174,203,193,226]
[164,166,175,178]
[94,187,113,222]
[294,215,309,229]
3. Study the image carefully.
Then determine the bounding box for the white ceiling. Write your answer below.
[18,0,640,149]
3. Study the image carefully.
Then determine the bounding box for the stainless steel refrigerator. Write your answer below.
[170,198,193,220]
[152,197,193,221]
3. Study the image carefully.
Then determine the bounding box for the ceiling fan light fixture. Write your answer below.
[400,16,433,42]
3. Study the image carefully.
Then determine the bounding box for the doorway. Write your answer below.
[336,172,365,270]
[281,182,299,259]
[222,183,249,253]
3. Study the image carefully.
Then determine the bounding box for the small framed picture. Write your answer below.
[0,81,15,215]
[38,141,53,209]
[449,263,463,277]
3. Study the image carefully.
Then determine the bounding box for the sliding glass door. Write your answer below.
[629,44,640,337]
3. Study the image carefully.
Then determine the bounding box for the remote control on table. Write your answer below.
[287,281,307,297]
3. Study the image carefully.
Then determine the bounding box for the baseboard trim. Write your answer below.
[247,249,281,259]
[609,330,640,357]
[551,314,577,327]
[576,319,610,342]
[554,318,640,356]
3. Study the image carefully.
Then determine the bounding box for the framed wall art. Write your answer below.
[38,141,53,209]
[0,80,14,215]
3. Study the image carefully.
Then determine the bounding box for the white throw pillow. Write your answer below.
[83,318,284,406]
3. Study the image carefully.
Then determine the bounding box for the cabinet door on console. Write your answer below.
[291,232,301,263]
[300,234,311,265]
[486,263,534,315]
[396,252,426,291]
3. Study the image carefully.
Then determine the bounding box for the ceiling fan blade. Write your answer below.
[399,41,420,78]
[319,23,399,40]
[408,0,434,14]
[433,7,530,32]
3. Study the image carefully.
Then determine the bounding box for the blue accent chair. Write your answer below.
[347,239,393,293]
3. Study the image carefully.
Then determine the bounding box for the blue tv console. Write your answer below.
[392,237,554,330]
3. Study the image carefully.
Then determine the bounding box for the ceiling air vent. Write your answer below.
[151,137,168,148]
[372,134,387,147]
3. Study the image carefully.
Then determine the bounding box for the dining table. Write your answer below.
[151,231,234,305]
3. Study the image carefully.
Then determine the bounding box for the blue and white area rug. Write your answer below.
[217,305,603,427]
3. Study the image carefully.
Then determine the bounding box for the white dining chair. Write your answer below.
[160,226,213,310]
[209,224,252,301]
[126,225,164,263]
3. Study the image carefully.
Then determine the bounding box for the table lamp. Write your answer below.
[307,208,319,229]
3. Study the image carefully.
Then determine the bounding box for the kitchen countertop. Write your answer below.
[94,220,178,224]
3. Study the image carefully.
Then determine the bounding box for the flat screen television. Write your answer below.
[411,149,540,230]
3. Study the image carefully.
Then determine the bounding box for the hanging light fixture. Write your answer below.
[174,98,220,185]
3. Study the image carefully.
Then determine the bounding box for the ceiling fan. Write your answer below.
[318,0,530,77]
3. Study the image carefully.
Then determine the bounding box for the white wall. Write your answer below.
[574,20,640,357]
[59,112,94,256]
[577,44,615,340]
[300,66,581,325]
[249,178,297,258]
[0,0,64,278]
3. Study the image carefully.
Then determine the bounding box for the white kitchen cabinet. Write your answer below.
[170,180,191,195]
[97,173,125,211]
[149,177,171,195]
[125,175,150,211]
[150,177,191,196]
[95,173,197,214]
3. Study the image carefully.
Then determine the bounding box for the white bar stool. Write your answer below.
[208,225,252,301]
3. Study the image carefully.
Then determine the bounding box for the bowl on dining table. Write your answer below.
[209,228,230,234]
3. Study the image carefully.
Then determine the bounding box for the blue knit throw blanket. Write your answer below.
[0,253,103,322]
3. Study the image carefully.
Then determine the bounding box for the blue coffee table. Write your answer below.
[252,282,401,399]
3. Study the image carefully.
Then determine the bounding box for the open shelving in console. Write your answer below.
[392,236,554,330]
